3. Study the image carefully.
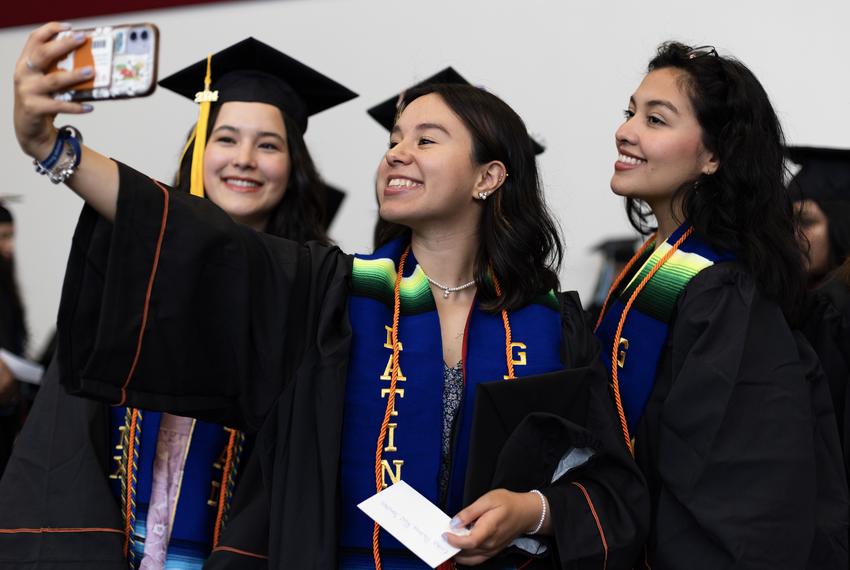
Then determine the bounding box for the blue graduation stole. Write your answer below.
[107,409,246,568]
[339,237,564,554]
[595,223,732,435]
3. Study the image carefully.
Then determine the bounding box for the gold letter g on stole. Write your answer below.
[617,337,629,368]
[503,342,527,379]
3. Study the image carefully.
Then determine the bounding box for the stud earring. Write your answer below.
[477,191,490,200]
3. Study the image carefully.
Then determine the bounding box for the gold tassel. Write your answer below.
[190,54,218,198]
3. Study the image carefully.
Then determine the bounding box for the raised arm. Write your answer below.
[13,21,118,219]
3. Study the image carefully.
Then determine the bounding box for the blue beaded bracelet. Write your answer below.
[37,130,69,170]
[33,126,83,184]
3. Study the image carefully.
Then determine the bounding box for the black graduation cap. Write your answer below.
[463,368,594,504]
[158,37,357,198]
[366,66,546,155]
[323,183,346,229]
[159,37,357,134]
[787,146,850,202]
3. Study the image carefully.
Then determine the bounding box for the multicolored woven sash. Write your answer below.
[595,223,732,440]
[339,237,564,558]
[108,409,246,568]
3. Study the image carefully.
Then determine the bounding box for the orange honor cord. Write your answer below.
[371,255,515,568]
[491,273,515,380]
[123,408,140,557]
[604,228,694,454]
[372,246,410,569]
[212,428,238,547]
[593,234,656,332]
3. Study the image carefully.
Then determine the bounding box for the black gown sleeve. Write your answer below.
[535,291,649,569]
[647,264,848,569]
[56,161,352,432]
[802,285,850,467]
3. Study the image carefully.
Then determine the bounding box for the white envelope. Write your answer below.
[357,480,468,568]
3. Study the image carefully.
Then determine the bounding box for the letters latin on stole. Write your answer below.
[381,325,406,488]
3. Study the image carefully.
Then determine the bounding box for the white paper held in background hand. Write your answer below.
[0,348,44,384]
[357,480,470,568]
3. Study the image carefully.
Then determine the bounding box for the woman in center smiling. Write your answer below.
[12,25,647,568]
[339,85,648,568]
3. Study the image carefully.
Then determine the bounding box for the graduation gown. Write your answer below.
[800,276,850,550]
[0,358,126,569]
[802,278,850,453]
[631,262,848,569]
[0,162,648,568]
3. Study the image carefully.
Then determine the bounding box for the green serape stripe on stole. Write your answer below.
[351,257,435,314]
[352,257,561,314]
[534,289,560,312]
[621,242,714,322]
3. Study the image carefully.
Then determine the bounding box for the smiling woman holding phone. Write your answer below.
[1,27,358,569]
[2,22,649,569]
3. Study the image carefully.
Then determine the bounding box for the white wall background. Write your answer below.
[1,0,848,355]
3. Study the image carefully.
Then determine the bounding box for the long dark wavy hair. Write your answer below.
[174,103,329,244]
[626,41,806,319]
[374,83,563,313]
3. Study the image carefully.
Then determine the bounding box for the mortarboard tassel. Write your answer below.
[189,54,219,198]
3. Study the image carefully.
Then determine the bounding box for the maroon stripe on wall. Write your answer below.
[2,0,232,30]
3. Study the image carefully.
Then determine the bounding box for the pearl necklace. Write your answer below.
[424,273,476,298]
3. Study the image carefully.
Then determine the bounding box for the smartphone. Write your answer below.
[50,23,159,102]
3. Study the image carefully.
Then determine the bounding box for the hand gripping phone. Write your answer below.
[50,23,159,101]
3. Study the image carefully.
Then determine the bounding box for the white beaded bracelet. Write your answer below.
[528,489,547,535]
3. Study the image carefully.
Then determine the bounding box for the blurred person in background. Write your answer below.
[0,202,28,477]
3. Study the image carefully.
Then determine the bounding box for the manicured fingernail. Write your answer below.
[81,104,93,113]
[59,23,72,30]
[74,32,86,42]
[80,66,93,77]
[449,516,463,529]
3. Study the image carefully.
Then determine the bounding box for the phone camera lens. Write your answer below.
[130,31,138,41]
[140,30,149,40]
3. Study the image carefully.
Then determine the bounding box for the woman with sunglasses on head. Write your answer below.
[8,23,648,569]
[1,33,356,569]
[595,42,848,568]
